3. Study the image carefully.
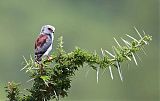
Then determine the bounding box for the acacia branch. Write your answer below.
[5,29,152,101]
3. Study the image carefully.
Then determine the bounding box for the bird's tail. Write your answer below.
[35,54,42,63]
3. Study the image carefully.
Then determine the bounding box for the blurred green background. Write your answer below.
[0,0,159,101]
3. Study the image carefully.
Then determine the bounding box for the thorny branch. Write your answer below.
[6,28,152,101]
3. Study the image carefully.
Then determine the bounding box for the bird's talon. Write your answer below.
[47,56,53,61]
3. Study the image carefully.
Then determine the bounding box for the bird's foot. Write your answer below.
[47,56,53,61]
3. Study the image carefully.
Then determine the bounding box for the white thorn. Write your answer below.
[26,67,31,73]
[101,48,105,56]
[121,38,131,47]
[134,26,142,39]
[54,90,59,101]
[109,66,114,80]
[143,40,148,45]
[20,65,28,71]
[142,30,146,35]
[112,47,123,81]
[96,67,99,83]
[114,38,121,48]
[23,56,29,65]
[26,69,29,73]
[26,78,35,82]
[126,34,138,42]
[131,52,138,65]
[31,67,39,70]
[126,55,132,61]
[44,81,49,87]
[30,54,34,63]
[104,50,115,58]
[116,62,123,81]
[21,56,29,71]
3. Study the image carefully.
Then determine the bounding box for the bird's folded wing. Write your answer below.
[35,34,52,55]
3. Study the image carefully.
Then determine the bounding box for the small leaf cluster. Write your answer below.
[5,82,21,101]
[5,29,152,101]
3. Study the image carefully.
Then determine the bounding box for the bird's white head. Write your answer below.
[40,25,55,34]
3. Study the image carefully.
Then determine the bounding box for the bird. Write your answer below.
[35,25,55,62]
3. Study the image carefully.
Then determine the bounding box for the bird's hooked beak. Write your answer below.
[48,28,54,33]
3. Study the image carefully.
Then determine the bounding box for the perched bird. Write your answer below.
[35,25,55,62]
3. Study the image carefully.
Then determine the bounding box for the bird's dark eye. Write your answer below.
[48,28,53,32]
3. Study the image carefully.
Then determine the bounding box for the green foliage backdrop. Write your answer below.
[0,0,159,101]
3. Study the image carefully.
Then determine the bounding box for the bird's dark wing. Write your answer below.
[35,34,52,61]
